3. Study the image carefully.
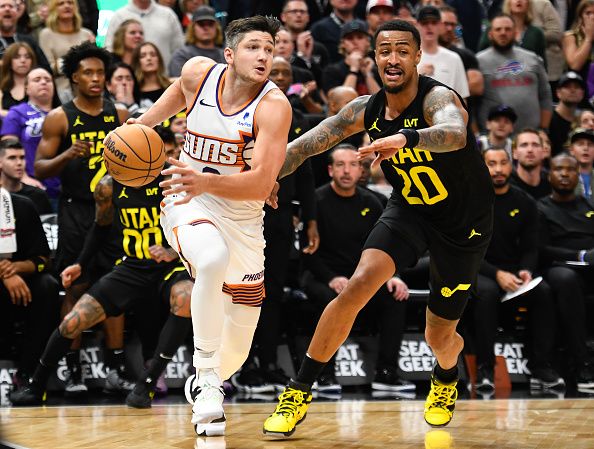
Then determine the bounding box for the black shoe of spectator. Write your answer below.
[126,382,154,409]
[11,370,30,390]
[372,366,416,391]
[231,363,274,393]
[313,371,342,393]
[530,364,565,390]
[474,364,495,391]
[10,383,45,406]
[577,362,594,390]
[261,365,290,392]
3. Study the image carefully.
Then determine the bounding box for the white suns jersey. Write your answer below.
[179,63,278,222]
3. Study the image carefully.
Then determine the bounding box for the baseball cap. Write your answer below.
[340,20,369,39]
[192,5,217,22]
[558,71,585,89]
[366,0,394,13]
[417,5,441,23]
[487,104,517,123]
[569,127,594,144]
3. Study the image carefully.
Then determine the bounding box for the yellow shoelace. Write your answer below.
[275,389,308,416]
[428,383,458,408]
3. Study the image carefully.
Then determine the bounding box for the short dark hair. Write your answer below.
[328,143,357,164]
[62,41,112,82]
[225,15,282,51]
[154,125,176,146]
[0,138,24,157]
[482,146,511,161]
[491,12,515,25]
[374,19,421,50]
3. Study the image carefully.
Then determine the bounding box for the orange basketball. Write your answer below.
[103,124,166,187]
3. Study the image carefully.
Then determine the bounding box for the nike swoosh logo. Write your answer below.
[27,111,37,115]
[199,99,215,107]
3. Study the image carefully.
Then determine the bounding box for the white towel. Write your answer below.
[0,187,16,257]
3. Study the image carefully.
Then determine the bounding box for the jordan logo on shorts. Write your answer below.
[441,283,471,298]
[468,228,482,239]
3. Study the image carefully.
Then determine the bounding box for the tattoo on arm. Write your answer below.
[59,295,106,338]
[94,176,114,226]
[419,87,467,153]
[279,95,369,179]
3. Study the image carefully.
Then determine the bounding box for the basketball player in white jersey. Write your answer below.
[123,16,291,436]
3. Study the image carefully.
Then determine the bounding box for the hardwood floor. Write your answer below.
[2,398,594,449]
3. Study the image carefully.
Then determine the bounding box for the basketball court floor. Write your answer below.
[2,390,594,449]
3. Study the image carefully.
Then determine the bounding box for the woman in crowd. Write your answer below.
[131,42,171,109]
[110,19,144,66]
[0,43,36,119]
[105,62,140,116]
[38,0,94,103]
[563,0,594,82]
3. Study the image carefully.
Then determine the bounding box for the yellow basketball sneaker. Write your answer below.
[262,386,313,437]
[424,375,458,427]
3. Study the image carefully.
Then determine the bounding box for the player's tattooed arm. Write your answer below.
[419,86,468,153]
[94,175,115,226]
[278,95,369,179]
[59,294,106,338]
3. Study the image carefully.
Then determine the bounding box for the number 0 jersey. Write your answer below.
[363,75,494,233]
[170,63,278,223]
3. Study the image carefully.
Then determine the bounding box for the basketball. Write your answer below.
[103,123,166,187]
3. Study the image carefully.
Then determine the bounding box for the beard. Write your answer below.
[492,175,510,188]
[519,161,538,171]
[492,41,514,52]
[385,83,405,94]
[552,186,575,195]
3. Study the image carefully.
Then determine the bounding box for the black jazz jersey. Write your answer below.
[58,99,120,201]
[363,76,494,234]
[112,175,174,269]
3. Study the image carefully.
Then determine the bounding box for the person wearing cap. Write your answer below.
[417,6,469,99]
[104,0,184,69]
[549,71,586,156]
[321,20,381,96]
[476,13,552,133]
[366,0,395,37]
[310,0,358,63]
[568,127,594,199]
[477,104,516,157]
[168,5,224,77]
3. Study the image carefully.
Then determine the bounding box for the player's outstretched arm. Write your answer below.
[278,95,369,180]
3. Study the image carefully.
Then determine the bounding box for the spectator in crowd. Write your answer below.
[417,6,469,100]
[232,57,318,394]
[438,5,484,99]
[154,124,180,159]
[0,42,35,118]
[0,159,59,387]
[358,152,388,206]
[178,0,202,30]
[579,107,594,129]
[478,0,547,68]
[0,138,51,213]
[550,71,586,156]
[300,144,413,393]
[472,147,563,392]
[477,13,552,132]
[539,128,552,166]
[563,0,594,83]
[365,0,394,38]
[38,0,94,104]
[168,6,224,77]
[167,111,186,134]
[311,0,358,63]
[322,20,380,96]
[537,153,594,390]
[104,0,184,69]
[131,42,171,109]
[531,0,564,90]
[0,0,50,71]
[105,61,140,117]
[567,127,594,199]
[15,0,30,34]
[511,128,552,199]
[477,104,516,157]
[445,0,485,52]
[110,19,144,66]
[26,0,49,34]
[1,68,60,201]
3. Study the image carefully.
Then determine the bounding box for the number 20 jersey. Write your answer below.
[363,75,494,234]
[174,63,278,223]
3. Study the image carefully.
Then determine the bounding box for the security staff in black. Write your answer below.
[263,20,495,438]
[10,174,194,407]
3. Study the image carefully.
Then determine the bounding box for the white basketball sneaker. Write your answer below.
[185,371,226,436]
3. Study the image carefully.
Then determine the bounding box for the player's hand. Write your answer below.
[265,182,280,209]
[518,270,532,284]
[495,270,522,292]
[3,275,31,306]
[358,133,406,169]
[160,157,207,204]
[302,220,319,254]
[149,245,178,263]
[328,276,349,294]
[61,264,82,289]
[67,139,91,159]
[386,277,409,301]
[0,259,16,279]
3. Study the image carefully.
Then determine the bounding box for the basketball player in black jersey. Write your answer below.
[9,173,194,406]
[33,42,129,395]
[264,19,494,436]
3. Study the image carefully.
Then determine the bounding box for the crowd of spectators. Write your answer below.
[2,0,594,404]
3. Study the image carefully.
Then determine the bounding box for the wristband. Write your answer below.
[398,128,420,149]
[579,250,587,263]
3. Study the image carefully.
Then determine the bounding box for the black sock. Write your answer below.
[291,354,326,390]
[31,329,74,388]
[141,314,191,389]
[105,348,126,373]
[434,363,458,383]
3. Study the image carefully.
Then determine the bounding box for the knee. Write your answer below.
[170,280,192,317]
[546,267,578,288]
[58,314,83,339]
[194,249,229,280]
